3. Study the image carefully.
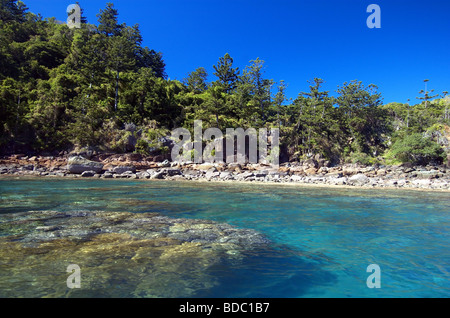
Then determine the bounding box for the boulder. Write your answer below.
[69,146,97,159]
[343,166,361,176]
[304,167,318,175]
[332,177,347,185]
[164,168,182,176]
[348,173,369,185]
[81,171,96,178]
[183,170,202,178]
[327,172,344,178]
[219,171,233,180]
[254,170,269,178]
[403,167,416,174]
[150,171,165,180]
[227,163,242,172]
[67,156,103,174]
[196,163,216,171]
[278,166,291,174]
[415,170,440,179]
[240,171,254,179]
[303,159,318,169]
[205,170,220,181]
[101,172,114,179]
[158,159,171,167]
[290,175,303,182]
[412,179,431,187]
[111,165,136,174]
[125,153,142,162]
[137,172,150,179]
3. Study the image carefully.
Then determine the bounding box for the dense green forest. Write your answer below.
[1,1,449,165]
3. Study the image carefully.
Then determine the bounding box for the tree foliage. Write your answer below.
[0,1,448,166]
[389,133,445,165]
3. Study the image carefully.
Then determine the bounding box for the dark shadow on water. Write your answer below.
[193,244,338,298]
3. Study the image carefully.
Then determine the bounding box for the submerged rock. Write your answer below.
[0,210,270,298]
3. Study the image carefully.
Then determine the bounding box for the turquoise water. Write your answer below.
[1,177,449,298]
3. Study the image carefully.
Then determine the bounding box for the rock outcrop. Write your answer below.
[67,156,104,174]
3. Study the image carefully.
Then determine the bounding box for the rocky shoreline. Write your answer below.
[1,153,450,191]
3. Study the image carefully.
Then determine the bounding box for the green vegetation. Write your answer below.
[387,133,445,165]
[1,1,449,165]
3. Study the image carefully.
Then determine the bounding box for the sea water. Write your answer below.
[0,178,449,298]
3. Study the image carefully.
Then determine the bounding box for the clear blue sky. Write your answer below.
[25,0,450,104]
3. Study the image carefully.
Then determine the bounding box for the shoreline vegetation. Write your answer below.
[1,1,450,174]
[1,153,449,192]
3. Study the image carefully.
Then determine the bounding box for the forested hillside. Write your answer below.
[1,1,449,166]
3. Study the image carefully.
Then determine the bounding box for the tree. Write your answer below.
[442,92,449,121]
[97,2,122,37]
[66,28,107,94]
[0,0,172,154]
[0,0,28,22]
[389,133,445,165]
[75,1,88,24]
[202,86,226,128]
[136,47,166,79]
[273,80,288,130]
[231,69,257,127]
[183,67,208,94]
[417,79,439,108]
[0,78,20,148]
[212,53,239,94]
[291,78,338,159]
[106,24,141,111]
[242,58,273,124]
[0,27,16,79]
[336,80,387,156]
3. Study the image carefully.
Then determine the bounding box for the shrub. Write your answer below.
[348,151,379,166]
[389,133,445,165]
[135,139,150,156]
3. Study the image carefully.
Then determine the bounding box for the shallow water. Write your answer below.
[0,177,449,298]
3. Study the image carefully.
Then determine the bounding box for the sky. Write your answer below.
[24,0,450,104]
